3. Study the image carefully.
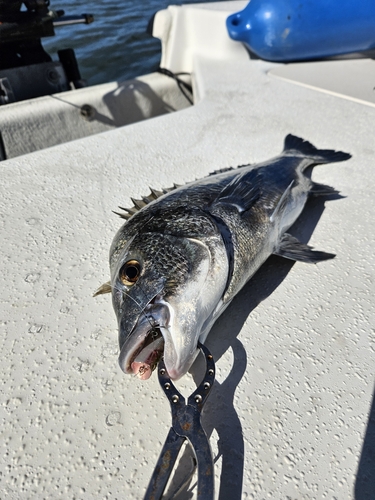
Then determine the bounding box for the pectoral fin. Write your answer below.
[270,181,294,222]
[93,281,112,297]
[274,233,335,263]
[212,169,262,213]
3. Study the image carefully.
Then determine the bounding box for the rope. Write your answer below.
[157,67,194,105]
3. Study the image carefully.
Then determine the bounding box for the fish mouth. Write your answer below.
[117,297,201,381]
[127,328,165,380]
[118,299,170,380]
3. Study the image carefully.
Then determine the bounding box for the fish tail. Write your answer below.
[284,134,351,166]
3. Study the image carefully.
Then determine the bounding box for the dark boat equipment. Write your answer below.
[0,0,94,104]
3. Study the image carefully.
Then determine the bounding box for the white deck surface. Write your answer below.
[1,2,375,499]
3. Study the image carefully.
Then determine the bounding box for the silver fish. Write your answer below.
[96,135,351,380]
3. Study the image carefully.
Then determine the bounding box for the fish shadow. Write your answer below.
[355,385,375,500]
[163,193,341,499]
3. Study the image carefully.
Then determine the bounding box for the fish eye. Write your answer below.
[119,260,141,286]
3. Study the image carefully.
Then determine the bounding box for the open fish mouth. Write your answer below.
[119,327,165,380]
[129,328,165,380]
[118,299,171,380]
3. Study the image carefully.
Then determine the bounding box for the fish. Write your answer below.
[95,134,351,381]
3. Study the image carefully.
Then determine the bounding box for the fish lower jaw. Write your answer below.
[162,365,183,381]
[162,345,201,381]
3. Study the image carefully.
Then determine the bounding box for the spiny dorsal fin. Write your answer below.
[112,210,130,220]
[118,206,137,215]
[93,281,112,297]
[162,186,175,194]
[113,162,249,222]
[142,196,153,204]
[114,185,179,221]
[131,197,147,209]
[150,187,164,198]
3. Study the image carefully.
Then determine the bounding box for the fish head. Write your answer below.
[110,229,228,380]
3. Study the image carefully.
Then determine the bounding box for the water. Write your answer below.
[42,0,227,86]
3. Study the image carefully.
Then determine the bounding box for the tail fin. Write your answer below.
[283,134,351,164]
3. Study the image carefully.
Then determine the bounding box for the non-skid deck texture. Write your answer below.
[1,10,375,500]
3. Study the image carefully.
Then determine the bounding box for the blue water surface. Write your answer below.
[42,0,226,85]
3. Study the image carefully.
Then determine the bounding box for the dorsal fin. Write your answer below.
[150,187,164,198]
[209,166,235,176]
[208,164,249,177]
[113,162,248,221]
[131,197,147,209]
[112,210,131,220]
[114,185,179,221]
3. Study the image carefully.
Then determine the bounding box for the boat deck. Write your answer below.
[1,2,374,498]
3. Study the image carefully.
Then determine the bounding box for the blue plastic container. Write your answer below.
[227,0,375,62]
